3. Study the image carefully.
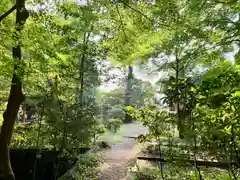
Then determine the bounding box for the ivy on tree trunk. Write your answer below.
[0,0,28,179]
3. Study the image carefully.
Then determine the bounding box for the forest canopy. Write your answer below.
[0,0,239,180]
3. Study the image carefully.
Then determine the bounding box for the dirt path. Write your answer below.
[97,122,147,180]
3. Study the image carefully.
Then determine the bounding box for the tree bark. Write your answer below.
[0,1,28,179]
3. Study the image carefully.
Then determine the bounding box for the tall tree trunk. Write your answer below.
[175,51,183,139]
[77,30,90,105]
[124,66,133,123]
[0,1,28,179]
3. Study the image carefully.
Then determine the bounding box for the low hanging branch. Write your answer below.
[0,5,17,22]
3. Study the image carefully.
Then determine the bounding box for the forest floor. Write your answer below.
[97,122,148,180]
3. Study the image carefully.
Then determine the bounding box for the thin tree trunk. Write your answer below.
[22,103,27,123]
[77,30,91,105]
[0,1,28,179]
[175,50,183,138]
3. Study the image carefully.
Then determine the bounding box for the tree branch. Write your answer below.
[115,0,172,28]
[0,5,17,22]
[115,2,127,38]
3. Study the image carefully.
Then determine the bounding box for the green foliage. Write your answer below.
[134,168,162,180]
[189,67,240,157]
[134,166,233,180]
[108,107,125,120]
[59,153,103,180]
[11,84,102,154]
[134,61,240,170]
[101,89,124,109]
[126,105,174,142]
[104,118,123,134]
[0,0,109,156]
[11,124,40,148]
[163,76,196,110]
[0,0,240,178]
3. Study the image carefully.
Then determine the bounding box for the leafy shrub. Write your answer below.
[104,118,123,133]
[59,153,103,180]
[134,168,162,180]
[108,107,125,120]
[134,167,232,180]
[128,106,174,142]
[11,123,40,148]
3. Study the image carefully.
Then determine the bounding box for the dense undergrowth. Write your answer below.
[126,64,240,179]
[59,153,103,180]
[134,166,235,180]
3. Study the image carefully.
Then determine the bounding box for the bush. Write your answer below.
[134,167,233,180]
[104,118,123,133]
[108,107,125,120]
[59,153,103,180]
[134,168,161,180]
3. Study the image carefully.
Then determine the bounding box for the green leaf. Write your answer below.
[225,126,231,134]
[124,106,134,111]
[233,91,240,97]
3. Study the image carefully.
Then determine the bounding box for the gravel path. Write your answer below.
[98,122,147,180]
